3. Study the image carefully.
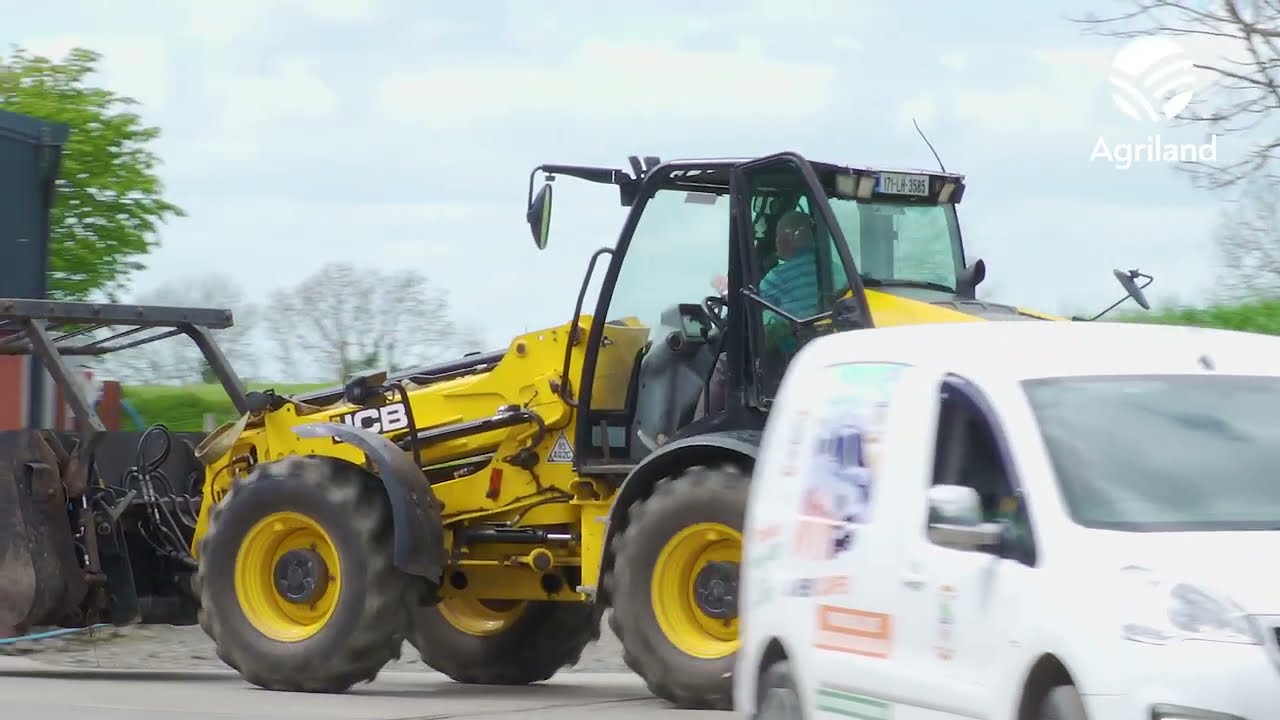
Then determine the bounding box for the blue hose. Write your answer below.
[0,623,111,645]
[91,394,147,431]
[120,398,147,431]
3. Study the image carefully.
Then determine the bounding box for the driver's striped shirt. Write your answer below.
[759,248,821,319]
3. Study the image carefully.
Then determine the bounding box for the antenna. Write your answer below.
[912,117,947,173]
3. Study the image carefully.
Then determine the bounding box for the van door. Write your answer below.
[893,374,1037,718]
[783,360,942,718]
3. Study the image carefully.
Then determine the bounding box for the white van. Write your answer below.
[733,321,1280,720]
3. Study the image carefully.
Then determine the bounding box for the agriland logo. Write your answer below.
[1090,36,1218,170]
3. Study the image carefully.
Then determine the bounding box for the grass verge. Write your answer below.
[121,382,332,431]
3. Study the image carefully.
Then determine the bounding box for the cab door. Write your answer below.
[728,153,874,402]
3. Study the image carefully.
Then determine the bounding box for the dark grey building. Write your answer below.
[0,107,68,428]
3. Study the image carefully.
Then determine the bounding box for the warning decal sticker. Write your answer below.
[548,432,575,463]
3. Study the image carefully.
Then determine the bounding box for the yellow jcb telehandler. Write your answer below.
[0,151,1153,710]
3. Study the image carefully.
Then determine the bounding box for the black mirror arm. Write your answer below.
[1075,270,1157,322]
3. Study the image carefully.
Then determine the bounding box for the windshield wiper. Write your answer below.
[861,278,958,294]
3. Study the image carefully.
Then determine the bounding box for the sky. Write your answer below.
[2,0,1248,381]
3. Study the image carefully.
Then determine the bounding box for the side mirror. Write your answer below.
[926,485,1004,552]
[527,183,553,250]
[955,258,986,299]
[1113,268,1151,311]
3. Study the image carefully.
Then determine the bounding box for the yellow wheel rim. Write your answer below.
[437,597,527,636]
[651,522,743,660]
[233,511,342,643]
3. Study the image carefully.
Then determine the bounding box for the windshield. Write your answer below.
[1023,374,1280,531]
[828,198,962,291]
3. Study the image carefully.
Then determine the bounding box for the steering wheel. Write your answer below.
[703,295,728,330]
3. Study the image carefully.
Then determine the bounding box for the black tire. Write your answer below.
[605,464,750,710]
[407,599,603,684]
[196,455,410,692]
[756,659,804,720]
[1038,685,1089,720]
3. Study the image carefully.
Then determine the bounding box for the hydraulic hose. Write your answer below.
[0,623,111,646]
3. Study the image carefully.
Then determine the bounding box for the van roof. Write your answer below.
[804,320,1280,381]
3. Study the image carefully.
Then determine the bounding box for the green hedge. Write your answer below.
[121,382,331,432]
[1114,298,1280,335]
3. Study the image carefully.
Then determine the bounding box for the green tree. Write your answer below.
[0,45,184,301]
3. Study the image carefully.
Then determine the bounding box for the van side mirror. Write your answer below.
[527,183,553,250]
[926,485,1004,552]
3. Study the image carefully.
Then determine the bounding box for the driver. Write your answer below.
[760,210,821,321]
[759,210,821,355]
[699,211,821,415]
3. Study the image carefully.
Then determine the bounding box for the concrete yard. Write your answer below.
[0,616,734,719]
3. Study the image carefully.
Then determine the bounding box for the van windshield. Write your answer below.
[1022,374,1280,531]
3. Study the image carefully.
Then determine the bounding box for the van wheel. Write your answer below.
[757,659,804,720]
[1038,685,1088,720]
[606,464,749,710]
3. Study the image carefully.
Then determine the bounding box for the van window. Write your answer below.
[930,390,1015,521]
[927,379,1034,562]
[1024,373,1280,531]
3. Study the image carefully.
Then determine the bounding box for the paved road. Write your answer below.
[0,657,731,720]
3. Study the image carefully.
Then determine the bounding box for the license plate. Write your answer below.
[876,172,930,197]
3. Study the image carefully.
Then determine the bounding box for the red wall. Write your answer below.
[0,330,24,430]
[0,355,23,430]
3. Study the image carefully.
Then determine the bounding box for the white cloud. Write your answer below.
[375,40,840,131]
[279,0,393,23]
[966,197,1217,314]
[940,52,969,72]
[18,31,175,110]
[207,59,340,127]
[897,95,939,130]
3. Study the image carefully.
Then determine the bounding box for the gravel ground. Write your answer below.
[0,611,629,673]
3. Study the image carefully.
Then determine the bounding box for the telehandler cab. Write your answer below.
[0,151,1153,711]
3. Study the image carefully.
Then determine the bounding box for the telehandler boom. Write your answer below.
[0,151,1152,711]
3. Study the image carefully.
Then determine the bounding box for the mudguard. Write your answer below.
[292,422,447,582]
[596,429,760,600]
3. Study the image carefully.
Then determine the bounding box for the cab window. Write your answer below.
[582,187,731,461]
[607,188,730,329]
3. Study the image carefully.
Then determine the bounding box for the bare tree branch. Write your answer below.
[269,262,465,382]
[99,273,259,385]
[1074,0,1280,192]
[1209,175,1280,301]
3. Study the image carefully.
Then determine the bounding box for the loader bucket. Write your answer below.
[0,431,86,636]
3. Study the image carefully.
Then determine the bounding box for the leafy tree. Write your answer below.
[0,45,183,300]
